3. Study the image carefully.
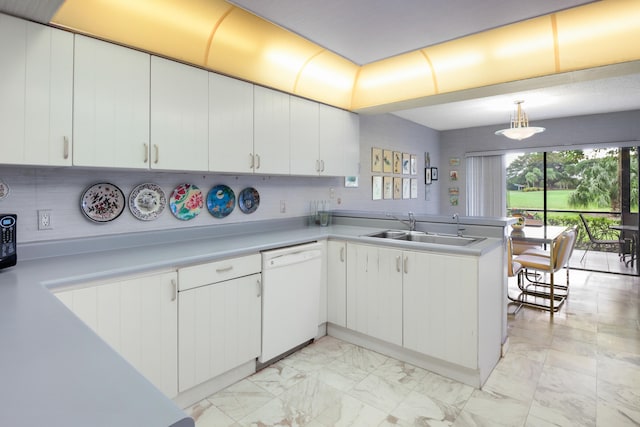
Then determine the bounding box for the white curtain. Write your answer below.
[466,155,506,217]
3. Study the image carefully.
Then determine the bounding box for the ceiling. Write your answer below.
[2,0,640,131]
[229,0,640,130]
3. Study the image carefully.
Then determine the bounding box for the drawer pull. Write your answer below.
[404,256,408,274]
[216,265,233,273]
[171,279,177,301]
[396,255,401,272]
[340,246,345,262]
[256,278,262,297]
[63,136,69,159]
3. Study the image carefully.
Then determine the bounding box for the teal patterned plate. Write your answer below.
[169,183,203,221]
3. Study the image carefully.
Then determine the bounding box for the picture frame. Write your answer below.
[372,176,382,200]
[383,150,393,173]
[402,178,410,199]
[431,167,439,181]
[393,177,402,199]
[410,179,418,199]
[402,153,411,175]
[410,155,417,175]
[449,170,458,181]
[383,176,393,199]
[393,151,402,174]
[425,168,432,184]
[345,176,359,187]
[371,147,382,172]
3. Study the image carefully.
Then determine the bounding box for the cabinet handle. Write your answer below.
[171,279,177,301]
[255,154,261,169]
[143,143,149,163]
[154,144,159,164]
[321,160,325,172]
[215,265,233,273]
[256,278,262,297]
[404,255,408,274]
[316,159,321,172]
[396,255,401,272]
[340,246,345,263]
[63,136,69,159]
[250,153,254,169]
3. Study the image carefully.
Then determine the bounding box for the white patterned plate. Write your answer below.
[129,183,166,221]
[81,183,126,223]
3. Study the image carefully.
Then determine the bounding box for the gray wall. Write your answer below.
[439,110,640,216]
[339,113,441,215]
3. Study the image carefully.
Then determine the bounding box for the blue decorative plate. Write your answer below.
[207,185,235,218]
[238,187,260,214]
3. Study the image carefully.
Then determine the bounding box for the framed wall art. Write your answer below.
[393,151,402,174]
[410,155,417,175]
[402,153,410,175]
[393,177,402,199]
[425,168,432,184]
[402,178,410,199]
[372,176,382,200]
[371,147,382,172]
[410,179,418,199]
[383,176,393,199]
[383,150,393,173]
[431,167,439,181]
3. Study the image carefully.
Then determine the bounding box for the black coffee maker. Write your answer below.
[0,214,17,270]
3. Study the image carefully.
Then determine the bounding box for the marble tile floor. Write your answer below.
[185,269,640,427]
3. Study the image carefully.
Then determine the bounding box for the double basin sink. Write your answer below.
[365,230,484,247]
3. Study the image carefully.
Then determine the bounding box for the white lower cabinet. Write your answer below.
[177,254,261,392]
[346,243,403,346]
[402,250,478,369]
[327,240,347,327]
[54,272,178,398]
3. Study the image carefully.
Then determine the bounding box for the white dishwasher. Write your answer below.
[260,241,323,363]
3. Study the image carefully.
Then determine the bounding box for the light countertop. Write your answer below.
[0,215,503,427]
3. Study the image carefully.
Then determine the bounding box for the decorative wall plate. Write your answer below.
[207,185,235,218]
[238,187,260,214]
[169,184,203,221]
[0,179,9,201]
[129,183,166,221]
[80,183,126,223]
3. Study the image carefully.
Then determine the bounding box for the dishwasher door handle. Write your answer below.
[265,250,322,268]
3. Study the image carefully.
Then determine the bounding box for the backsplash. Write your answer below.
[0,166,343,243]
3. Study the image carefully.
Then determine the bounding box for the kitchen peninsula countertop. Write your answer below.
[0,214,504,427]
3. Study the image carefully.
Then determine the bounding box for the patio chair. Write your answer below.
[579,213,620,262]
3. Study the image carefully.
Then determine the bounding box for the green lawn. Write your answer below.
[508,189,609,212]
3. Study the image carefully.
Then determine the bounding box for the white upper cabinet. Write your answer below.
[254,86,290,175]
[0,14,72,166]
[209,73,254,173]
[319,104,360,177]
[290,96,320,176]
[73,35,150,169]
[150,56,209,172]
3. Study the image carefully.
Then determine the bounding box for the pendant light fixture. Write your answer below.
[495,100,545,140]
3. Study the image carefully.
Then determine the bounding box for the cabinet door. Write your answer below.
[0,15,72,166]
[346,243,403,346]
[178,273,261,392]
[73,35,150,168]
[319,104,360,177]
[403,251,478,369]
[290,96,320,176]
[209,72,254,173]
[54,272,179,398]
[151,56,208,171]
[254,86,290,174]
[327,241,347,327]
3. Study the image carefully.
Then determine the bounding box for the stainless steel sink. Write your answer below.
[366,230,410,239]
[398,234,483,246]
[364,230,483,246]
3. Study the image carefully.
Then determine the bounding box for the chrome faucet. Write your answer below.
[387,212,417,231]
[453,213,465,236]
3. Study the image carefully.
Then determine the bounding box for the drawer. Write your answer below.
[178,253,261,291]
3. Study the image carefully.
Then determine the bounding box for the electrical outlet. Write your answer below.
[280,200,286,213]
[329,187,336,199]
[38,209,53,230]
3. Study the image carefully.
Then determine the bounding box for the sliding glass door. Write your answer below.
[507,147,639,275]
